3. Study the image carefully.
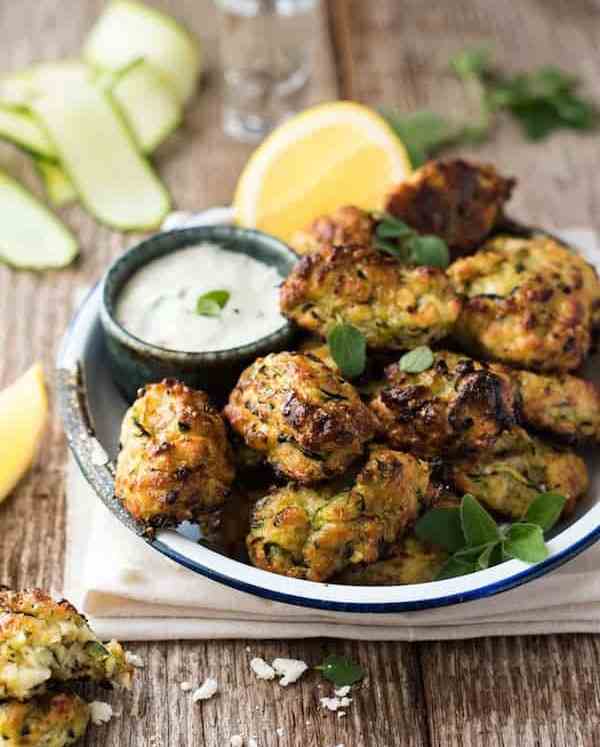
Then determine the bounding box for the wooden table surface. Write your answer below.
[2,1,600,745]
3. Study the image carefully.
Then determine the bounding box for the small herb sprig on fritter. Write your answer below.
[373,212,450,268]
[326,323,367,379]
[415,492,566,580]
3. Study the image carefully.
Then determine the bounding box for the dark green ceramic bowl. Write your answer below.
[101,225,298,402]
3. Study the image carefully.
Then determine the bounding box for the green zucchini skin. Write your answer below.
[0,169,78,270]
[32,79,171,231]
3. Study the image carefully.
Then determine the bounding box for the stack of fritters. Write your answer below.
[114,157,600,587]
[0,588,133,745]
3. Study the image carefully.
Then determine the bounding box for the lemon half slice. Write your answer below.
[234,101,412,243]
[0,363,48,503]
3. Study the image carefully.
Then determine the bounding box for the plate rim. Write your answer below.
[55,244,600,614]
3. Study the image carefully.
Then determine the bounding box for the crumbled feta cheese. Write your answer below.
[180,681,193,692]
[250,657,276,680]
[276,727,284,737]
[272,658,308,686]
[248,738,258,747]
[89,701,113,725]
[245,646,251,653]
[319,696,352,712]
[125,651,144,668]
[192,678,218,702]
[230,736,243,747]
[337,712,346,718]
[334,685,351,697]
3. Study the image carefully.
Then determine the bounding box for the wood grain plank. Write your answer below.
[341,0,600,744]
[0,2,430,747]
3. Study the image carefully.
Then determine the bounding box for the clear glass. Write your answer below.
[215,0,318,142]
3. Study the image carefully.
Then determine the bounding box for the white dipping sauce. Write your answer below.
[115,242,286,352]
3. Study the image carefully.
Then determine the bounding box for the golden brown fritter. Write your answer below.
[448,235,600,371]
[370,350,518,458]
[492,365,600,443]
[385,159,515,256]
[115,380,235,529]
[0,693,90,746]
[289,205,375,256]
[451,428,588,519]
[335,535,448,586]
[224,352,377,483]
[0,588,132,701]
[280,244,461,351]
[247,446,431,581]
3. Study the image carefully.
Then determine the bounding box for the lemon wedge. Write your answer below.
[0,363,48,503]
[233,101,412,243]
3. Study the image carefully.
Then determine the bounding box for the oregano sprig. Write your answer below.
[415,492,566,580]
[373,212,450,269]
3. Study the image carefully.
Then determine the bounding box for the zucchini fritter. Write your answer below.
[289,205,375,256]
[0,693,89,746]
[451,428,588,519]
[370,350,518,458]
[448,235,600,371]
[115,379,235,528]
[494,365,600,443]
[336,535,448,586]
[0,589,132,701]
[224,352,377,483]
[247,447,430,581]
[385,159,515,256]
[280,244,461,350]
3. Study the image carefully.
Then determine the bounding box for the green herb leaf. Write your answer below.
[399,346,434,374]
[415,507,465,553]
[524,492,566,532]
[85,641,109,659]
[503,523,549,563]
[436,556,478,581]
[379,109,464,167]
[327,324,367,379]
[375,213,415,240]
[461,493,500,547]
[477,542,499,570]
[196,289,230,317]
[406,235,450,269]
[450,47,492,80]
[315,655,365,687]
[374,238,407,259]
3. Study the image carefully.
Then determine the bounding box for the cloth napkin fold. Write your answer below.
[63,227,600,641]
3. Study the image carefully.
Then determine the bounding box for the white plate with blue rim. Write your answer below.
[56,209,600,612]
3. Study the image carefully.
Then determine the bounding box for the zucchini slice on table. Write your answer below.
[0,105,56,159]
[112,60,181,153]
[0,60,91,106]
[35,160,77,207]
[0,170,78,269]
[32,79,171,231]
[84,0,201,104]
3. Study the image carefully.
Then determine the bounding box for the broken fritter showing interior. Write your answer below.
[289,205,375,256]
[115,379,235,529]
[0,588,132,701]
[384,159,515,257]
[246,446,430,581]
[280,244,461,350]
[451,427,589,520]
[0,692,90,746]
[224,352,378,483]
[448,235,600,372]
[370,350,518,458]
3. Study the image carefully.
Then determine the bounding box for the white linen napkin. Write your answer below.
[63,227,600,641]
